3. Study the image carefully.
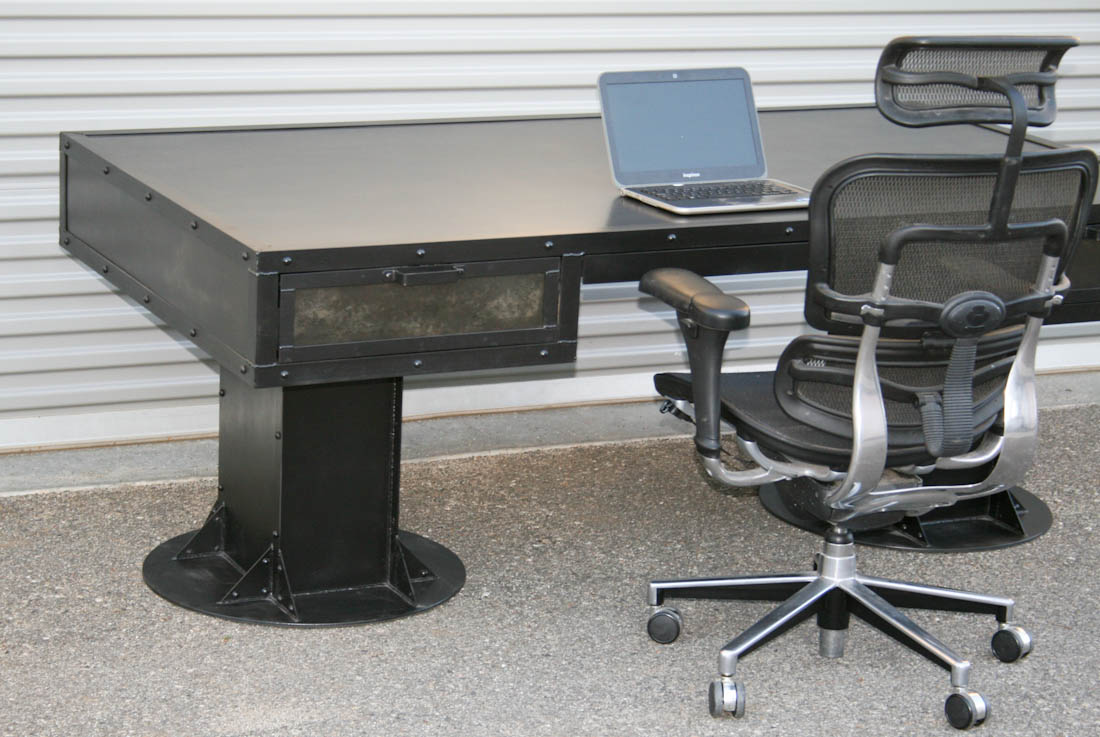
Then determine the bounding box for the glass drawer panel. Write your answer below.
[293,271,546,345]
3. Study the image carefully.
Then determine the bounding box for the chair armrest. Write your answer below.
[640,268,750,331]
[641,268,750,459]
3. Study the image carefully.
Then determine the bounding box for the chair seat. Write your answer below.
[655,371,938,467]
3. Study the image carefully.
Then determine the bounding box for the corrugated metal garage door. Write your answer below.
[2,1,1099,450]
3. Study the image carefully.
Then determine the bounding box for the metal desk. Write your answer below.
[59,106,1100,625]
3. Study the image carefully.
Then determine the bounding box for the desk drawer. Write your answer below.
[278,258,561,362]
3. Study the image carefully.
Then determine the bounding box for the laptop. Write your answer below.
[598,67,810,215]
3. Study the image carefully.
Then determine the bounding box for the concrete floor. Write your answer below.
[1,379,1099,736]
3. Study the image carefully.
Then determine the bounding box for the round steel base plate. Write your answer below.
[143,530,465,626]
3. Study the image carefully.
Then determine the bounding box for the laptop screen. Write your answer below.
[598,68,768,187]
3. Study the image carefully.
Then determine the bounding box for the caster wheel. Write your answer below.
[991,625,1032,663]
[945,691,989,730]
[708,678,745,719]
[646,607,682,644]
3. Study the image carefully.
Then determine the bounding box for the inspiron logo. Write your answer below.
[682,172,701,179]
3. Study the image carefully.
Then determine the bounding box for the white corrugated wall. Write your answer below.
[2,1,1099,451]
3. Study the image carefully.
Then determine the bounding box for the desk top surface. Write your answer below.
[69,106,1061,253]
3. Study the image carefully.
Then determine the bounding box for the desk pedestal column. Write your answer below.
[142,368,465,626]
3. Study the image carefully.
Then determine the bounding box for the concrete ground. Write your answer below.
[1,375,1099,736]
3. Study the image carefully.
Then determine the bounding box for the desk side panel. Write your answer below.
[1050,218,1100,323]
[62,150,261,369]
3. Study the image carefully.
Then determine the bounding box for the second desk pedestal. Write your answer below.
[759,479,1052,552]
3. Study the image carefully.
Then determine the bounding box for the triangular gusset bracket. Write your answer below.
[217,533,299,622]
[389,537,436,605]
[986,490,1028,534]
[389,538,416,605]
[895,515,930,547]
[174,501,228,560]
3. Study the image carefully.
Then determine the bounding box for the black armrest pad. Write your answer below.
[640,268,750,331]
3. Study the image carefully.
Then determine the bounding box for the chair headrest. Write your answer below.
[875,36,1077,128]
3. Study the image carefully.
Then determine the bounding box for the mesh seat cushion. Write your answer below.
[654,371,938,468]
[774,332,1013,447]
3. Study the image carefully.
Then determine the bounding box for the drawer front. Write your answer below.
[279,258,561,362]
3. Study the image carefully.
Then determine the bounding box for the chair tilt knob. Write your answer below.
[640,268,750,331]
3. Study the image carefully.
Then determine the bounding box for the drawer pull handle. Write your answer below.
[386,266,465,286]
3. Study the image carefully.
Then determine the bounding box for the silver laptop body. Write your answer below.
[598,67,809,215]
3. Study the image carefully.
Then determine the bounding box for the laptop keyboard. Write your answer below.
[636,180,801,201]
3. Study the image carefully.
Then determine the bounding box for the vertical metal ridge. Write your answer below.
[0,6,1097,449]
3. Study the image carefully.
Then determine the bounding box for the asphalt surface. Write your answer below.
[2,403,1098,736]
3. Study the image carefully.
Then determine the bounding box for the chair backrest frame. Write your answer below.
[803,148,1098,336]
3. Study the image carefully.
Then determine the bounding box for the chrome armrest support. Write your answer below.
[935,433,1004,469]
[699,455,788,486]
[736,437,843,483]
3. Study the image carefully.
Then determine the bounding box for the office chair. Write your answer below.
[640,37,1097,729]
